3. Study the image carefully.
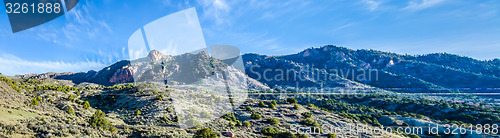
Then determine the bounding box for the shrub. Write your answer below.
[258,101,266,107]
[66,106,75,115]
[161,116,169,123]
[327,133,336,138]
[267,118,280,125]
[235,120,242,126]
[135,110,141,116]
[294,105,300,110]
[269,103,276,109]
[31,98,39,106]
[251,112,262,119]
[408,134,420,138]
[300,119,319,127]
[194,128,217,138]
[222,113,237,122]
[246,106,253,111]
[75,99,82,104]
[307,104,316,108]
[301,112,313,118]
[83,101,90,109]
[173,116,179,122]
[243,121,251,127]
[36,96,42,101]
[67,95,76,102]
[271,100,277,105]
[90,110,115,132]
[372,120,382,126]
[167,107,174,112]
[287,98,298,104]
[228,122,235,127]
[297,134,308,138]
[261,127,279,136]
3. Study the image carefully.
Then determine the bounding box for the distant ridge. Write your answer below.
[242,45,500,93]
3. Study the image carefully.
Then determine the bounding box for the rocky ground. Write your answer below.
[0,76,406,137]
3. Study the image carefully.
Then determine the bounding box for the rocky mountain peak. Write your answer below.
[147,50,165,62]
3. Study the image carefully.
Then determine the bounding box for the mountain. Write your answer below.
[2,45,499,137]
[18,45,500,93]
[20,50,268,89]
[243,45,500,93]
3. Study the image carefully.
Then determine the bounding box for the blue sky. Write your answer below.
[0,0,499,75]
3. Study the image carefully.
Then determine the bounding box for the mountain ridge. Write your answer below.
[242,45,500,93]
[15,45,500,93]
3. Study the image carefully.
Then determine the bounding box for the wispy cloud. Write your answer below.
[0,53,105,76]
[197,0,231,25]
[60,0,113,46]
[332,23,354,32]
[402,0,446,11]
[361,0,381,11]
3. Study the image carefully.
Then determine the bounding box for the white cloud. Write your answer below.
[403,0,446,11]
[0,54,105,76]
[197,0,231,25]
[362,0,381,11]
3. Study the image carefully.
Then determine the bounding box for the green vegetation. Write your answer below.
[300,118,319,127]
[271,100,277,105]
[34,85,78,93]
[83,101,90,109]
[312,94,499,127]
[267,118,280,125]
[66,106,75,115]
[161,116,169,123]
[261,127,279,136]
[222,113,237,122]
[31,98,39,106]
[294,104,300,110]
[134,110,141,116]
[307,104,316,108]
[90,110,115,132]
[327,133,336,138]
[194,128,217,138]
[245,106,252,111]
[287,98,297,104]
[301,112,313,118]
[67,95,76,102]
[260,127,299,137]
[258,101,266,107]
[0,76,21,93]
[173,116,179,122]
[243,121,251,127]
[251,112,262,119]
[269,100,277,108]
[409,134,421,138]
[269,103,276,108]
